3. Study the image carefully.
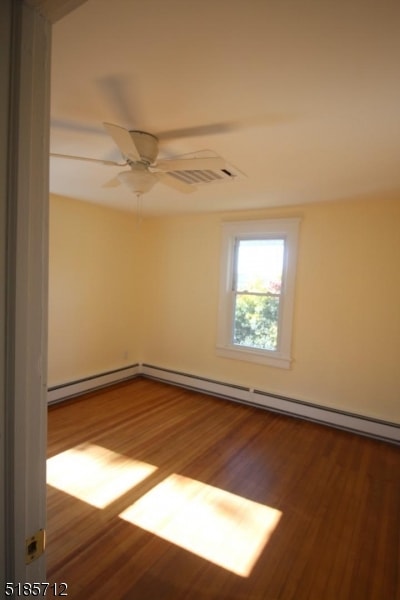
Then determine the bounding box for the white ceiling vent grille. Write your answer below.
[167,164,245,186]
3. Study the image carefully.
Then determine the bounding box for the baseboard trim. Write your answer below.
[47,363,400,444]
[47,364,141,404]
[141,364,400,445]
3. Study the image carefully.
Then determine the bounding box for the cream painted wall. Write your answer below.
[48,194,141,386]
[140,197,400,423]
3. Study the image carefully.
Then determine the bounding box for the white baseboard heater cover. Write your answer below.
[47,364,141,404]
[47,363,400,444]
[141,364,400,445]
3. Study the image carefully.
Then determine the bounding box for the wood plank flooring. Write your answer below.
[47,378,400,600]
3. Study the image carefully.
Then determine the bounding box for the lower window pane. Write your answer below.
[233,295,279,351]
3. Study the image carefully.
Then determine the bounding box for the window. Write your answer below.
[217,219,300,369]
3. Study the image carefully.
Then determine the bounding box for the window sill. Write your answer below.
[216,345,292,369]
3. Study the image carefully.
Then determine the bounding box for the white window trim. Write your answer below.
[216,218,300,369]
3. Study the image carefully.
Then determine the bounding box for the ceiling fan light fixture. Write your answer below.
[117,166,157,194]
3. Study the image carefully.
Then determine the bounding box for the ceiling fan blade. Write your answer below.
[103,122,141,162]
[157,115,294,141]
[96,75,143,126]
[50,152,126,166]
[103,176,121,188]
[155,172,196,194]
[154,157,226,172]
[157,122,235,141]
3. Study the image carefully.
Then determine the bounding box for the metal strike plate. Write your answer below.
[25,529,45,564]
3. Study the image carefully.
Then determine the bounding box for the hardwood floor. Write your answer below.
[47,378,400,600]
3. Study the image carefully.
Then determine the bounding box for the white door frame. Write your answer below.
[1,0,87,584]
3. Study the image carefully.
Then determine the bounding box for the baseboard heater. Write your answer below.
[47,363,400,445]
[47,364,141,404]
[141,364,400,445]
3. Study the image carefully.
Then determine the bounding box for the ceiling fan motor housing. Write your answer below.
[129,130,159,164]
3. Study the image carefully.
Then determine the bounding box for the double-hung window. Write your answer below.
[217,219,300,369]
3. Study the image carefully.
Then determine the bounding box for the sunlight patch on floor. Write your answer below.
[47,443,157,508]
[119,473,282,577]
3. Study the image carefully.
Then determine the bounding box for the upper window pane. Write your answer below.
[235,238,284,294]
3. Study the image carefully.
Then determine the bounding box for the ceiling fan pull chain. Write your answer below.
[136,192,143,227]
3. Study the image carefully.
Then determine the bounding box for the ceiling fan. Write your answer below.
[51,122,228,196]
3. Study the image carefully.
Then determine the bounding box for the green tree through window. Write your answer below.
[234,295,280,350]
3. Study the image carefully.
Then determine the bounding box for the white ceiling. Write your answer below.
[50,0,400,215]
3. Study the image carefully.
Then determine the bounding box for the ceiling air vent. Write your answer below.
[167,163,245,186]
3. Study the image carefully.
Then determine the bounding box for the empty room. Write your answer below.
[3,0,399,599]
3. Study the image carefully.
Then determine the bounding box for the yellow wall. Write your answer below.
[48,195,141,386]
[48,193,400,422]
[140,197,400,423]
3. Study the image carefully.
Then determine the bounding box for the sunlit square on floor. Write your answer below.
[119,473,282,577]
[47,443,157,508]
